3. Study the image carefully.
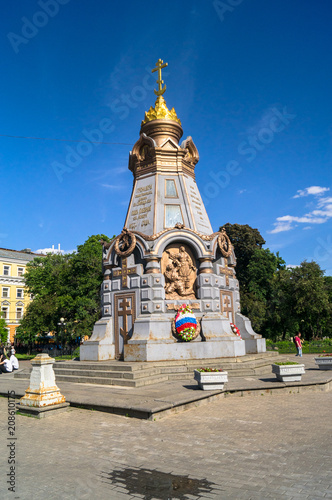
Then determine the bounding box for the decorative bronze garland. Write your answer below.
[114,229,136,257]
[113,226,232,259]
[131,226,221,242]
[217,230,232,258]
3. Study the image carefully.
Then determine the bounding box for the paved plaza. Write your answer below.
[1,388,331,500]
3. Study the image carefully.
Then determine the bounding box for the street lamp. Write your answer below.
[57,317,66,354]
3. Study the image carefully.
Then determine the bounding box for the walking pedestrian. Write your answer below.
[294,332,303,357]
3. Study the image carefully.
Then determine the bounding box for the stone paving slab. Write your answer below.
[0,354,330,420]
[0,390,331,499]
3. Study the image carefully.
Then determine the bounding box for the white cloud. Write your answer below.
[269,221,294,234]
[100,184,123,189]
[293,186,330,198]
[269,188,332,234]
[277,215,326,224]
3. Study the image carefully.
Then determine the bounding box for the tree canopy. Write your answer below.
[0,314,8,345]
[16,234,111,349]
[223,223,332,340]
[15,226,332,348]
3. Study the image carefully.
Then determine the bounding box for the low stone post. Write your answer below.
[17,353,69,418]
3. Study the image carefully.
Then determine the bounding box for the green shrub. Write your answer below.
[274,361,299,366]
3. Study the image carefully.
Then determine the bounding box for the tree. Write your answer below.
[222,223,285,335]
[240,248,285,333]
[290,261,330,340]
[265,267,298,341]
[0,313,8,345]
[322,276,332,338]
[221,223,266,291]
[16,234,111,350]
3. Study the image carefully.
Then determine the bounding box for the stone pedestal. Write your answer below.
[17,354,68,417]
[235,313,266,354]
[124,312,245,362]
[80,318,115,361]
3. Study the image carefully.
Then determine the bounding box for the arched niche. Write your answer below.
[161,242,198,300]
[154,231,207,259]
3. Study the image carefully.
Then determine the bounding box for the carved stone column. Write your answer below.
[198,257,213,274]
[146,257,161,274]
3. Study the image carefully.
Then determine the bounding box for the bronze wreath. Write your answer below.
[171,316,201,341]
[218,230,232,258]
[114,229,136,257]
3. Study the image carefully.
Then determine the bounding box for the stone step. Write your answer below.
[14,369,31,379]
[54,373,169,388]
[148,352,278,368]
[14,352,278,387]
[54,362,146,372]
[53,367,161,380]
[166,366,272,381]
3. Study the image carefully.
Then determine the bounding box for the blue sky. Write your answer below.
[1,0,331,274]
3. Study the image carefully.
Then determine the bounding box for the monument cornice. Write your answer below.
[130,147,196,180]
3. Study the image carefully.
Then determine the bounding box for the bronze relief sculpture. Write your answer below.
[162,244,197,299]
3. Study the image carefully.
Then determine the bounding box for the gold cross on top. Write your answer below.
[152,58,168,96]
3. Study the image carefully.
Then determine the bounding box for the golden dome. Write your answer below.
[142,95,181,126]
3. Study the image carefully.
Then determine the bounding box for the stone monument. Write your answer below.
[17,353,69,418]
[81,59,266,362]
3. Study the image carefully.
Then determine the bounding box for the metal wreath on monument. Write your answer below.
[114,228,136,257]
[218,228,232,258]
[171,304,200,342]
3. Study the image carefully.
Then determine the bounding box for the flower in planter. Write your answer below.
[174,304,197,342]
[230,323,242,339]
[197,368,223,372]
[318,353,332,357]
[274,361,300,366]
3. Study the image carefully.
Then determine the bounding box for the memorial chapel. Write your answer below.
[81,59,265,362]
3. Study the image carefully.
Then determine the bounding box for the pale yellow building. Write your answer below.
[0,248,41,343]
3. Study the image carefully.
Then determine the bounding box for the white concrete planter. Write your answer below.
[315,357,332,370]
[272,363,305,382]
[194,370,228,390]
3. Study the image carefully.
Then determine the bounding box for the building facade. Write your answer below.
[0,248,40,343]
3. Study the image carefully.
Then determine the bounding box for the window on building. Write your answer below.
[16,307,23,320]
[2,288,9,298]
[16,289,24,299]
[165,179,178,198]
[17,267,24,277]
[1,307,8,320]
[3,265,10,276]
[165,205,183,228]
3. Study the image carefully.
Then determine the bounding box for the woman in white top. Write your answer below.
[10,350,19,370]
[0,353,13,373]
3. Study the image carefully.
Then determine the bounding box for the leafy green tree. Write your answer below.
[222,223,285,336]
[0,313,8,344]
[290,261,330,340]
[16,297,56,353]
[16,234,111,350]
[222,223,266,291]
[322,276,332,338]
[266,267,298,341]
[240,248,285,333]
